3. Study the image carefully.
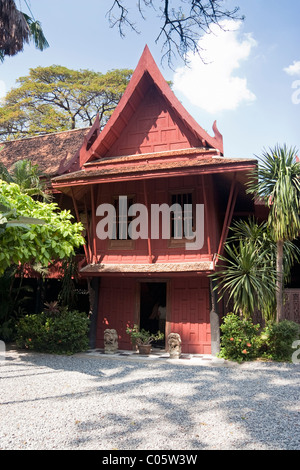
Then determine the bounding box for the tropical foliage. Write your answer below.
[219,313,300,363]
[0,66,132,139]
[219,313,261,362]
[126,324,164,345]
[0,158,51,201]
[0,0,49,61]
[247,144,300,322]
[16,306,90,355]
[0,180,85,274]
[0,265,34,341]
[212,217,300,321]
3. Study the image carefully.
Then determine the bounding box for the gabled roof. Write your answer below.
[0,127,90,177]
[79,45,224,167]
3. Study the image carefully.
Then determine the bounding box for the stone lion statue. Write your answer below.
[104,329,118,354]
[168,333,182,359]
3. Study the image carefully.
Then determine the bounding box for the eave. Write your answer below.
[80,261,215,277]
[51,156,257,192]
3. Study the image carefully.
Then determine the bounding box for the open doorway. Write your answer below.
[139,282,167,348]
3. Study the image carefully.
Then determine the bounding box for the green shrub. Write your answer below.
[219,313,260,363]
[259,320,300,362]
[16,309,90,355]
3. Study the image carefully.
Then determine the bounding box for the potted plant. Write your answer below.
[126,324,164,355]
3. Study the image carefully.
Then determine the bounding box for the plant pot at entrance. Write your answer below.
[138,344,152,355]
[126,324,164,356]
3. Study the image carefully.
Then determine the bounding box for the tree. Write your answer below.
[107,0,243,65]
[247,145,300,322]
[0,0,49,62]
[0,180,85,275]
[0,158,51,201]
[212,218,300,321]
[0,65,132,140]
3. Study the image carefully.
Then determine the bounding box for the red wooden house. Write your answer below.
[51,46,258,354]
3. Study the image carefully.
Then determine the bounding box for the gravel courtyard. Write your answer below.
[0,349,299,451]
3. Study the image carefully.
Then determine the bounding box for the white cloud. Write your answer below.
[284,60,300,76]
[173,20,257,114]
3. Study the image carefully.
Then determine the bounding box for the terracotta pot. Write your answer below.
[138,344,151,355]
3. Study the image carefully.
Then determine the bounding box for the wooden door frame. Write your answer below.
[135,278,171,350]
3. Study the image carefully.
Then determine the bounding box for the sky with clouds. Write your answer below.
[0,0,299,159]
[173,19,257,114]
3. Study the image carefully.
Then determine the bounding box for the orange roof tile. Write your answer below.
[0,127,90,177]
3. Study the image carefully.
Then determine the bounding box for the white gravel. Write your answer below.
[0,349,300,451]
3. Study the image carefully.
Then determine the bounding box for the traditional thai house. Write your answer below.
[51,46,259,354]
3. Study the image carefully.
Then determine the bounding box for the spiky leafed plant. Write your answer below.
[212,239,276,319]
[0,0,29,57]
[229,218,300,285]
[10,159,51,201]
[247,144,300,322]
[0,0,48,61]
[223,217,300,321]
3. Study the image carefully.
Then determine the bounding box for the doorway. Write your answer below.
[139,282,167,348]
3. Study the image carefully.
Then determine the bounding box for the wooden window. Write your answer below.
[169,191,195,246]
[108,195,135,249]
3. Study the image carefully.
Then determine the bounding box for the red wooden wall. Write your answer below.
[95,174,220,265]
[96,277,136,350]
[96,275,211,354]
[106,85,200,157]
[170,277,211,354]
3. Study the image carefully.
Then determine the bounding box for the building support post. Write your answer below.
[71,188,89,263]
[143,180,154,263]
[209,278,220,356]
[88,277,100,349]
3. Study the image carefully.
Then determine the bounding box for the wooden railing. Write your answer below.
[284,289,300,323]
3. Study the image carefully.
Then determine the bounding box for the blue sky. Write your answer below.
[0,0,299,159]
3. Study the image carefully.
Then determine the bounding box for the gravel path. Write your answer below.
[0,349,300,451]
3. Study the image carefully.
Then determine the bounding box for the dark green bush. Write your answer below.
[219,313,261,363]
[219,313,300,363]
[260,320,300,361]
[16,308,90,355]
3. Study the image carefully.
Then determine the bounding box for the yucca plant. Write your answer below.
[213,217,300,321]
[213,239,276,319]
[247,144,300,322]
[229,218,300,287]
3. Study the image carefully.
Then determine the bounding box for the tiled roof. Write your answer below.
[52,152,257,185]
[0,127,90,177]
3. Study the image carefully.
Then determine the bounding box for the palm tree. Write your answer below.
[0,0,49,62]
[212,217,300,321]
[10,160,51,201]
[247,144,300,322]
[0,159,51,201]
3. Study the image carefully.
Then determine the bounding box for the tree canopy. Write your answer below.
[0,65,132,140]
[0,180,85,275]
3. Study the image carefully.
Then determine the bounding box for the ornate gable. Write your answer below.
[106,84,201,157]
[79,46,223,168]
